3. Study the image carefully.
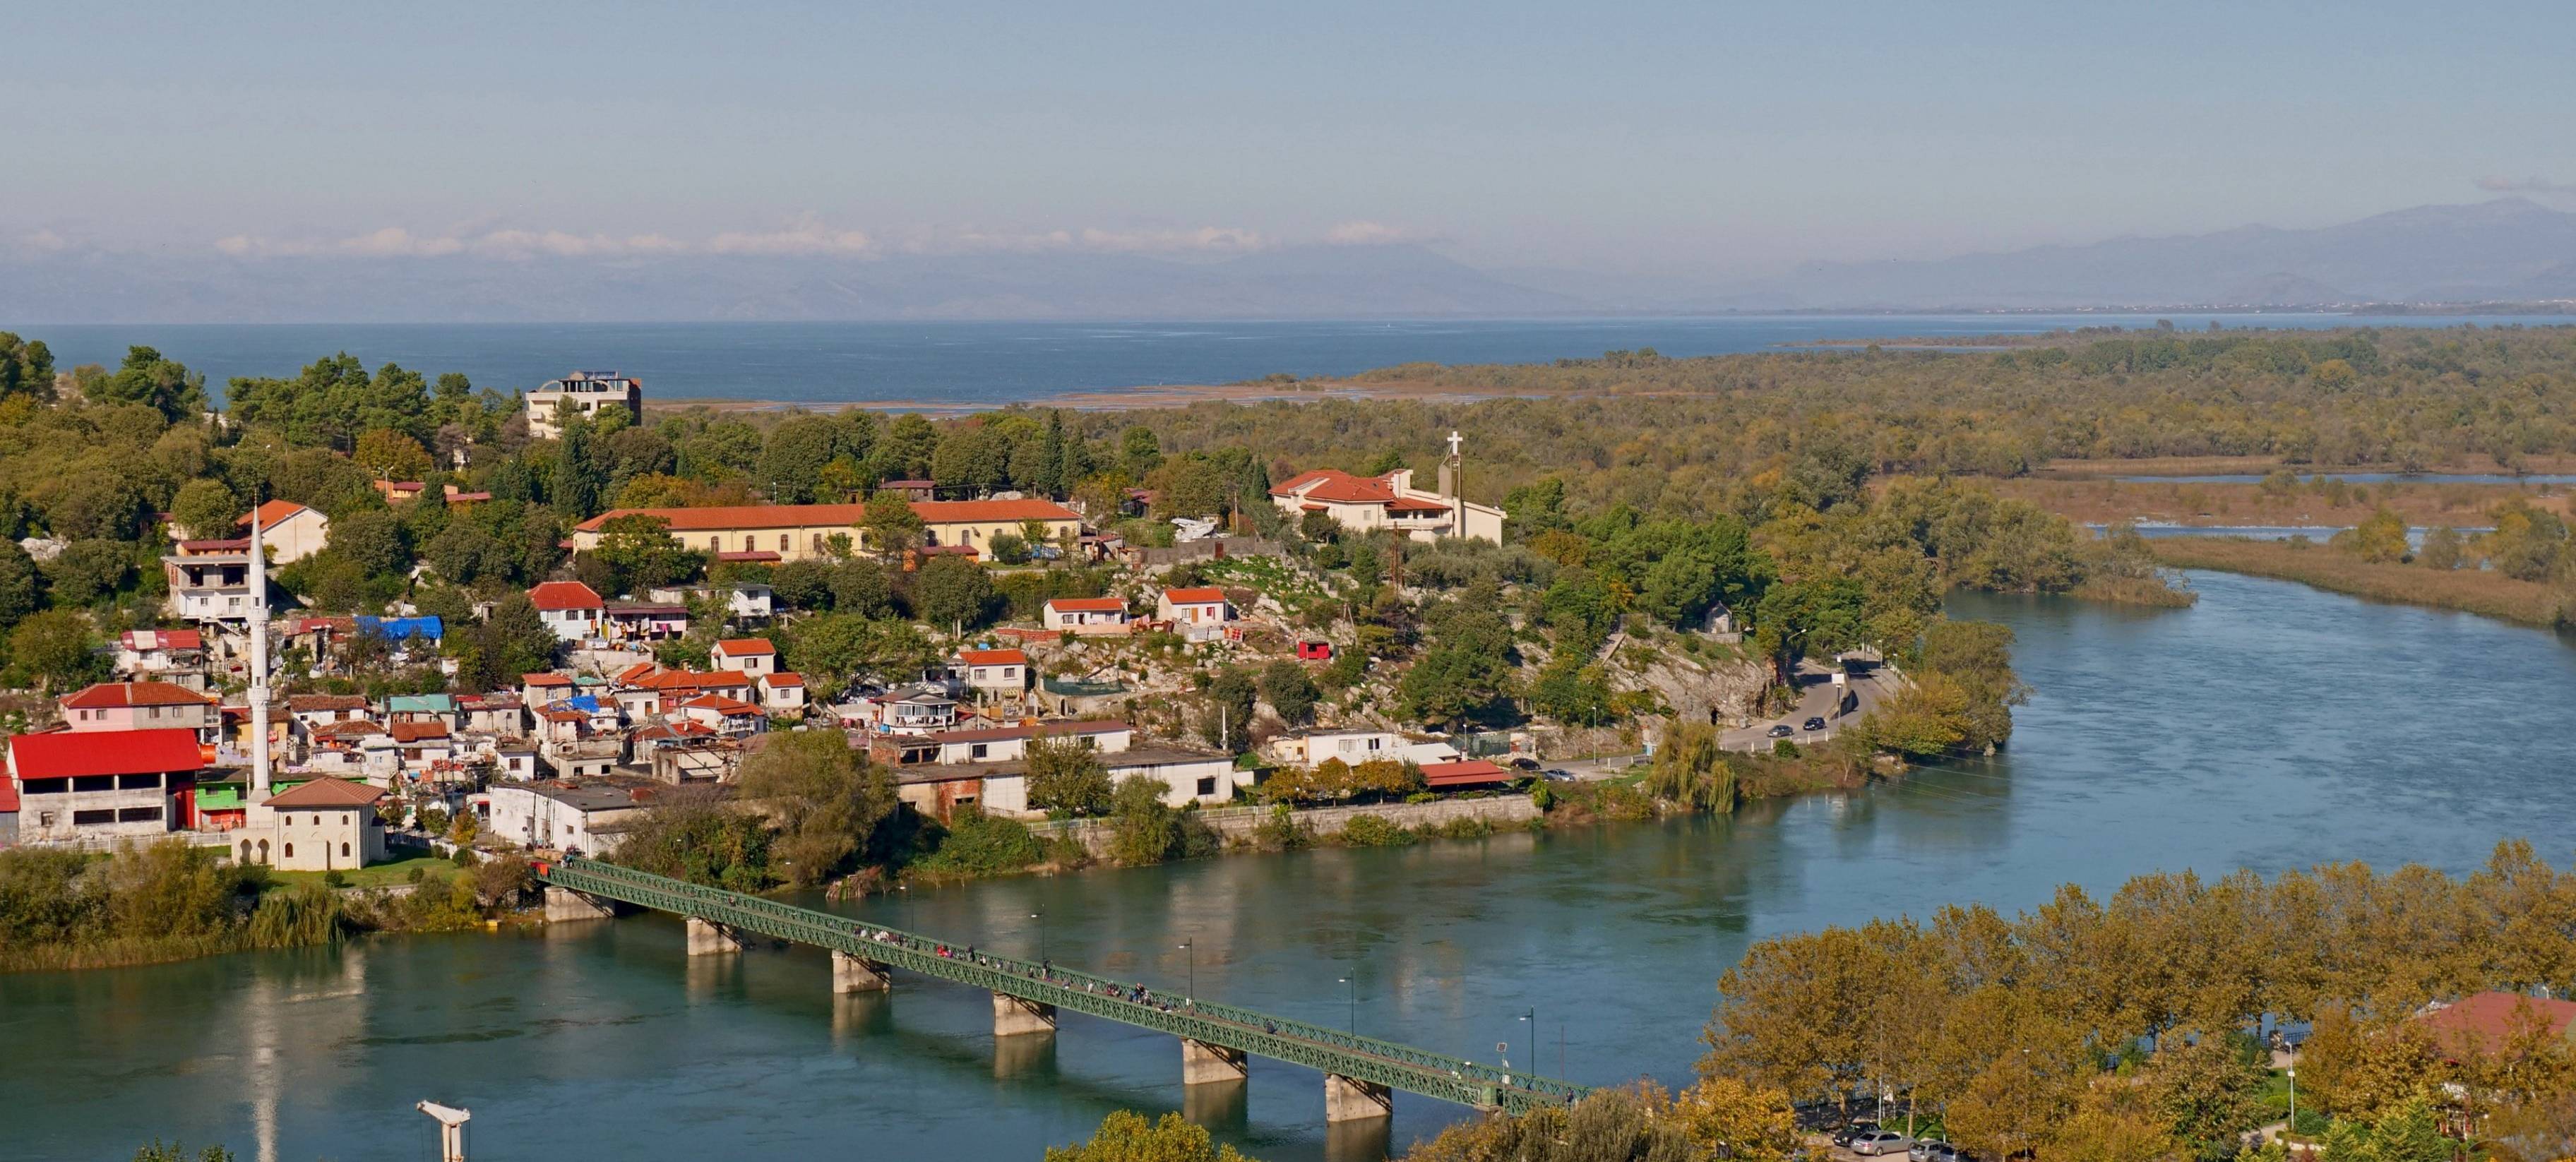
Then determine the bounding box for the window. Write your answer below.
[22,778,68,796]
[341,842,351,858]
[117,806,162,823]
[38,811,58,827]
[283,844,294,858]
[971,743,989,760]
[148,706,162,719]
[73,808,117,825]
[117,773,161,790]
[778,534,789,551]
[73,775,114,793]
[1195,777,1217,796]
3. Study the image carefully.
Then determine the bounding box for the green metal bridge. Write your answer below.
[535,856,1590,1118]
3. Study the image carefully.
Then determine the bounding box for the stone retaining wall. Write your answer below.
[1033,794,1539,856]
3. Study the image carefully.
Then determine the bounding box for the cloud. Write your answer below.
[203,217,1293,260]
[18,229,74,252]
[1324,220,1407,246]
[894,224,1270,254]
[468,230,688,258]
[704,215,874,256]
[2476,176,2576,197]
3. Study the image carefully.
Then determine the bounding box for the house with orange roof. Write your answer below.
[756,671,806,714]
[1268,436,1503,543]
[710,637,779,676]
[237,499,332,563]
[674,693,768,736]
[565,498,1082,563]
[113,628,208,688]
[951,647,1030,698]
[528,580,607,642]
[1043,595,1131,636]
[1157,587,1232,626]
[60,681,221,742]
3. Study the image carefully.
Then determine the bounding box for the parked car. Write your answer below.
[1542,769,1577,782]
[1766,724,1794,738]
[1908,1139,1946,1162]
[1803,716,1828,731]
[1853,1130,1913,1156]
[1832,1122,1880,1148]
[1919,1144,1963,1162]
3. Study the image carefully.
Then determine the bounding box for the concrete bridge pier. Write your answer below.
[992,993,1058,1037]
[544,886,617,923]
[832,951,891,993]
[1181,1038,1248,1086]
[686,916,745,956]
[1323,1074,1393,1123]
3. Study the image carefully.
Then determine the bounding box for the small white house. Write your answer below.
[1157,587,1232,626]
[1267,729,1459,768]
[1043,597,1130,636]
[951,647,1029,698]
[486,779,655,856]
[529,581,607,642]
[710,638,778,676]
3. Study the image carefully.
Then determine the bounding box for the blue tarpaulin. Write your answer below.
[356,616,443,642]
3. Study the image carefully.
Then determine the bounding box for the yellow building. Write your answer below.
[571,499,1083,562]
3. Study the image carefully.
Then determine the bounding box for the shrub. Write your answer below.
[914,807,1046,875]
[1336,815,1415,847]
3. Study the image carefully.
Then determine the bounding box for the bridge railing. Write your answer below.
[540,857,1589,1110]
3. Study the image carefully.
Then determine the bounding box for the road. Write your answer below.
[1718,656,1898,752]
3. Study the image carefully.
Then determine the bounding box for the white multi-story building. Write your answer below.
[525,371,643,439]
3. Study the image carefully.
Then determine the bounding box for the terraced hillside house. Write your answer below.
[1043,596,1130,636]
[566,499,1083,563]
[1268,453,1503,544]
[529,580,607,642]
[59,681,221,743]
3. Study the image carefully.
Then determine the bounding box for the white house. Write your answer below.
[1106,748,1247,808]
[756,671,806,714]
[234,777,387,872]
[710,638,778,676]
[648,582,773,623]
[237,500,332,563]
[1157,587,1231,626]
[485,779,656,856]
[1268,435,1503,544]
[113,628,207,688]
[952,647,1029,699]
[924,719,1131,765]
[1042,597,1130,636]
[529,581,606,642]
[526,371,643,440]
[1266,729,1460,768]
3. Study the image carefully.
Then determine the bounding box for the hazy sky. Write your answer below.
[14,0,2576,278]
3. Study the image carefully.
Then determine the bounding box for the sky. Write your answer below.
[12,0,2576,280]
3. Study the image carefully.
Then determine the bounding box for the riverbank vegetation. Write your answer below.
[1705,840,2576,1161]
[0,840,534,972]
[2139,495,2576,627]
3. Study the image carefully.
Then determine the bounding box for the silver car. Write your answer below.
[1854,1130,1914,1156]
[1908,1141,1957,1162]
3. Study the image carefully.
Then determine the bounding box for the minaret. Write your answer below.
[247,501,273,802]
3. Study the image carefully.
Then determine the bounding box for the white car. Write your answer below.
[1854,1130,1914,1156]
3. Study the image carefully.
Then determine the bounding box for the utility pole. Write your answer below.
[417,1101,470,1162]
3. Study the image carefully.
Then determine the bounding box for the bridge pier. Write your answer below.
[1323,1074,1393,1123]
[991,992,1058,1037]
[832,950,891,993]
[543,886,617,923]
[686,916,745,957]
[1181,1038,1248,1086]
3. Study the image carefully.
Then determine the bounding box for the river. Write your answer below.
[8,570,2575,1162]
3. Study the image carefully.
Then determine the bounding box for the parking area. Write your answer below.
[1719,656,1896,752]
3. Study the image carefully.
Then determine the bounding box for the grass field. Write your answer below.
[268,854,455,890]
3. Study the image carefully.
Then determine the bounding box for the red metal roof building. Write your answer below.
[7,727,206,841]
[1419,760,1517,790]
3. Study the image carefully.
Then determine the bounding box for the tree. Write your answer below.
[40,539,133,606]
[1119,426,1163,477]
[1204,666,1256,752]
[760,414,849,503]
[1027,736,1114,816]
[2417,525,2464,571]
[1258,659,1320,726]
[47,472,148,541]
[2146,1031,2268,1162]
[130,1142,235,1162]
[0,333,56,402]
[589,513,707,592]
[1399,643,1515,731]
[422,521,503,588]
[770,558,834,610]
[1642,720,1738,812]
[783,613,936,700]
[607,793,776,891]
[353,429,433,481]
[0,540,39,628]
[1043,1110,1251,1162]
[912,556,993,632]
[169,479,241,541]
[2337,508,2410,565]
[1673,1075,1797,1162]
[9,609,105,692]
[476,592,561,680]
[879,414,940,481]
[328,510,412,577]
[829,559,894,617]
[93,346,205,421]
[555,419,605,520]
[1108,774,1183,864]
[861,492,923,556]
[736,731,897,887]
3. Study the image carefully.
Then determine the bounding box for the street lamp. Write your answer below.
[1518,1008,1535,1076]
[1030,909,1048,963]
[1179,938,1195,1002]
[1338,976,1357,1033]
[2287,1067,2296,1141]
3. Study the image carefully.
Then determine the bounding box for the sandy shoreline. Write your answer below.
[644,376,1555,416]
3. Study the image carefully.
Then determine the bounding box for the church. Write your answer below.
[1267,431,1505,544]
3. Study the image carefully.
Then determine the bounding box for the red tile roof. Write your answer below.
[1270,469,1399,504]
[761,672,805,688]
[1386,496,1452,513]
[1163,587,1225,605]
[286,694,372,713]
[714,638,777,657]
[2414,992,2576,1058]
[714,550,782,562]
[1046,597,1126,613]
[1420,760,1515,789]
[311,719,386,740]
[238,499,314,532]
[678,694,763,715]
[523,673,575,687]
[910,499,1080,525]
[120,628,205,651]
[528,580,605,611]
[575,503,869,533]
[8,727,205,779]
[388,721,451,743]
[61,681,212,709]
[263,776,385,808]
[955,648,1027,666]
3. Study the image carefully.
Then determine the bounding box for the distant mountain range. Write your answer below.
[10,198,2576,323]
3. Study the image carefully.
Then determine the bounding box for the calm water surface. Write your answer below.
[25,314,2574,408]
[8,571,2575,1162]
